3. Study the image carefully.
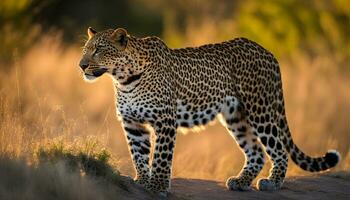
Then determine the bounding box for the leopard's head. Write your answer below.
[79,27,146,83]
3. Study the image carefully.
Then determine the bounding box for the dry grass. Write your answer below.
[0,33,349,188]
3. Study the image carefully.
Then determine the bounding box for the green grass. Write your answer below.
[0,138,136,200]
[34,138,127,189]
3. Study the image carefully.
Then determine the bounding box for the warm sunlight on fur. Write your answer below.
[1,34,349,183]
[1,0,350,198]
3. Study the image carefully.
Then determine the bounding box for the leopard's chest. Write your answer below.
[116,93,156,123]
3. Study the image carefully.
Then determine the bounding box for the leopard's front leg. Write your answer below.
[122,122,151,186]
[146,115,177,195]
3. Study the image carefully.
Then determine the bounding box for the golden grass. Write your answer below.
[0,33,349,184]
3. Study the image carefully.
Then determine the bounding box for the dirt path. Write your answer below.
[166,172,350,200]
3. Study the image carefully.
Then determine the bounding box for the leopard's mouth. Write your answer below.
[84,68,108,77]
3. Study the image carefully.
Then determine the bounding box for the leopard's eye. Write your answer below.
[93,48,100,56]
[93,45,105,56]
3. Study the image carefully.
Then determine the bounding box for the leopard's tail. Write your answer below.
[281,117,341,172]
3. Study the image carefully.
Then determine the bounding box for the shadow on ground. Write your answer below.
[169,172,350,200]
[0,156,349,200]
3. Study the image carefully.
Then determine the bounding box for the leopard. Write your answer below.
[79,27,340,195]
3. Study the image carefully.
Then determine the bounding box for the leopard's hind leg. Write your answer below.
[250,103,288,191]
[221,97,265,191]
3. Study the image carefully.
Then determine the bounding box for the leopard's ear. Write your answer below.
[88,27,97,39]
[110,28,128,50]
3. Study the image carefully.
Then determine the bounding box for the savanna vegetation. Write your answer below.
[1,0,350,199]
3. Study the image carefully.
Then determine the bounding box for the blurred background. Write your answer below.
[1,0,350,182]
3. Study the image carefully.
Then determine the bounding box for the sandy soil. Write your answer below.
[166,172,350,200]
[117,172,350,199]
[1,159,349,200]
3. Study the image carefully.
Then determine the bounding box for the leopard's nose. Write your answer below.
[79,59,89,71]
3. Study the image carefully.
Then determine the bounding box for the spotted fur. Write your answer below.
[79,27,341,194]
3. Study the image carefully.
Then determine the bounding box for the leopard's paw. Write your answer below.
[226,176,252,191]
[257,178,282,191]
